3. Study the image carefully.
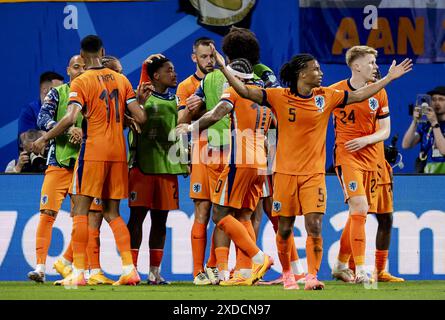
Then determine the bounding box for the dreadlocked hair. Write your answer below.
[280,54,315,96]
[228,58,253,75]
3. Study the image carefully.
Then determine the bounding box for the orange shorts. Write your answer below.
[261,174,273,198]
[272,173,326,217]
[189,162,210,200]
[212,166,265,211]
[128,167,179,210]
[375,183,393,214]
[41,165,102,212]
[335,165,378,213]
[71,160,127,200]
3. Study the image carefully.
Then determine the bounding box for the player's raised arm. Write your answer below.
[347,58,413,105]
[210,43,263,105]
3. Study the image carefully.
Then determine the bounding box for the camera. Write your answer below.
[29,152,47,170]
[384,134,399,165]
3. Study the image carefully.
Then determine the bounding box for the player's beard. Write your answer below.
[198,63,214,75]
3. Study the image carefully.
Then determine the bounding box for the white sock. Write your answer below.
[219,270,230,281]
[356,265,366,273]
[122,264,134,276]
[291,260,305,275]
[239,269,252,278]
[36,264,45,273]
[89,268,101,276]
[335,260,348,270]
[61,257,72,266]
[72,267,84,277]
[252,251,265,264]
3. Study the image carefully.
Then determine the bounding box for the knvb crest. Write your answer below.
[272,200,282,212]
[41,195,48,205]
[369,97,379,111]
[348,181,358,192]
[314,95,325,112]
[192,183,202,193]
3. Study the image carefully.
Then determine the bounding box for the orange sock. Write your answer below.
[348,256,356,272]
[276,233,292,272]
[350,214,367,266]
[375,249,388,272]
[206,229,217,267]
[215,247,229,272]
[338,216,352,263]
[235,220,256,270]
[289,232,299,262]
[86,228,100,270]
[191,221,207,276]
[63,239,73,263]
[109,216,133,266]
[35,214,56,265]
[150,249,163,267]
[131,249,139,268]
[217,215,259,258]
[72,215,88,270]
[306,236,323,276]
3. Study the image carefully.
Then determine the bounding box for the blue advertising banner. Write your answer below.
[300,0,445,63]
[0,174,444,281]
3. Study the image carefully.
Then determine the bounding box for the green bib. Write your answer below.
[135,93,187,174]
[54,84,83,167]
[253,63,273,79]
[202,70,230,147]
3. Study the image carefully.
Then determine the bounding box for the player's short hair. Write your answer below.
[280,53,315,96]
[39,71,64,85]
[193,37,215,52]
[101,55,118,66]
[146,57,171,79]
[222,26,260,65]
[345,45,378,67]
[81,35,103,53]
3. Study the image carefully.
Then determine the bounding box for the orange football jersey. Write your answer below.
[69,67,136,162]
[262,87,347,175]
[221,85,273,169]
[330,79,389,170]
[176,74,202,110]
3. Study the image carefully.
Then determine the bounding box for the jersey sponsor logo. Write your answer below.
[272,200,281,212]
[369,97,379,111]
[314,95,325,112]
[41,195,48,205]
[130,191,137,202]
[69,92,78,98]
[348,181,358,192]
[192,183,202,193]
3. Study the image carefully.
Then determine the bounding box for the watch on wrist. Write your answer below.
[432,123,440,129]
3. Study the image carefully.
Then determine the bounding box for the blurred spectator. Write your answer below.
[402,86,445,173]
[5,129,47,173]
[17,71,64,137]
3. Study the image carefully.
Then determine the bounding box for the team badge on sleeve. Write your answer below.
[314,95,325,112]
[41,195,48,205]
[368,97,379,111]
[272,200,282,212]
[348,181,358,192]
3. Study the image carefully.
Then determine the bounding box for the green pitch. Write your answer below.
[1,281,444,300]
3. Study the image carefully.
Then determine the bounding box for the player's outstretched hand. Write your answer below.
[186,94,203,112]
[125,114,142,134]
[144,53,165,65]
[345,136,370,153]
[137,82,153,104]
[387,58,413,81]
[209,43,226,68]
[68,127,82,144]
[175,123,189,136]
[31,136,48,155]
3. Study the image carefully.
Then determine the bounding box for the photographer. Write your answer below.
[402,86,445,173]
[5,129,48,173]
